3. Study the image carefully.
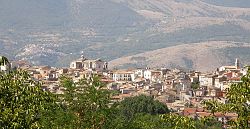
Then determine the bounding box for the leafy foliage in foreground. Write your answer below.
[203,67,250,128]
[161,114,222,129]
[0,70,55,128]
[39,75,116,129]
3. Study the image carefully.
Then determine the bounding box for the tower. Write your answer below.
[235,58,240,69]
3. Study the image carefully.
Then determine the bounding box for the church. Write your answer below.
[70,55,108,71]
[219,58,240,72]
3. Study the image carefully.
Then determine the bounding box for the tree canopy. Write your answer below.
[116,95,170,120]
[203,67,250,128]
[56,75,115,129]
[0,70,55,128]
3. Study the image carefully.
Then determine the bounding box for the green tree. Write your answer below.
[161,114,222,129]
[202,99,222,116]
[191,81,200,90]
[116,95,170,121]
[191,81,200,97]
[125,114,166,129]
[197,116,222,129]
[105,95,170,128]
[161,114,196,129]
[58,75,114,129]
[38,100,77,129]
[0,70,55,128]
[224,67,250,128]
[203,67,250,128]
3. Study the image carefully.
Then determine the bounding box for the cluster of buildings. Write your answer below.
[3,56,248,123]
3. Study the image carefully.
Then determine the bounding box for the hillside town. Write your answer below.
[1,55,248,124]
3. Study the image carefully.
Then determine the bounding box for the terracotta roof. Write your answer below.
[228,77,241,81]
[183,108,197,115]
[214,112,224,117]
[225,113,238,117]
[197,112,211,117]
[112,94,132,99]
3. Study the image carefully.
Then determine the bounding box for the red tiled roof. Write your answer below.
[197,112,211,117]
[228,77,241,81]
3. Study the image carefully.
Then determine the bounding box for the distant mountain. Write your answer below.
[202,0,250,8]
[109,41,250,71]
[1,0,250,70]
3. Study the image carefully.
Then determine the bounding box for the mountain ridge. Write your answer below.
[109,41,250,71]
[0,0,250,70]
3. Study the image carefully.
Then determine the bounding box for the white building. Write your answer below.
[144,69,163,82]
[199,74,217,87]
[219,59,240,72]
[214,76,227,90]
[134,69,144,78]
[70,55,108,71]
[144,70,152,80]
[112,70,135,82]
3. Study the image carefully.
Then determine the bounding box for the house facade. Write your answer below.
[112,70,135,82]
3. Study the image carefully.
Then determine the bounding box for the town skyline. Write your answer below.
[2,55,247,110]
[1,0,250,128]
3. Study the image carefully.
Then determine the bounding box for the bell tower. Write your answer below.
[235,58,240,69]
